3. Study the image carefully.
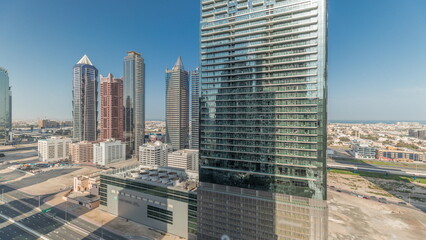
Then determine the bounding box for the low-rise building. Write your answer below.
[377,147,426,162]
[38,119,60,128]
[139,134,173,167]
[99,165,197,239]
[37,137,71,162]
[350,143,377,159]
[70,141,94,163]
[73,175,100,195]
[408,129,426,139]
[167,149,199,172]
[93,139,126,166]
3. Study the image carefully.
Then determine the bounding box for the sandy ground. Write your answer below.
[0,143,37,151]
[328,172,426,207]
[328,190,426,240]
[41,192,182,240]
[4,166,102,195]
[328,172,426,240]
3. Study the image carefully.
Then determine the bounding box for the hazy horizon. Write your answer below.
[1,0,426,121]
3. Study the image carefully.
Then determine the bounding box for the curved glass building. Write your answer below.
[72,55,98,141]
[190,68,200,150]
[123,51,145,158]
[0,67,11,144]
[198,0,328,239]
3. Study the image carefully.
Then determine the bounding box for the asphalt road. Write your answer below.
[0,192,91,240]
[329,148,426,174]
[328,158,426,175]
[0,185,128,240]
[0,215,36,240]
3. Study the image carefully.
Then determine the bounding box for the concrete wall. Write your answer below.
[103,184,189,239]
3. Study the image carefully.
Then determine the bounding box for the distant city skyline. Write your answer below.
[1,0,426,121]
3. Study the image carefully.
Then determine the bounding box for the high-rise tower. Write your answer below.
[72,55,98,141]
[198,0,328,239]
[0,67,11,145]
[8,86,12,132]
[190,68,200,150]
[165,57,189,150]
[123,51,145,157]
[100,73,124,141]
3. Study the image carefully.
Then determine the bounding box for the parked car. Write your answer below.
[398,202,407,205]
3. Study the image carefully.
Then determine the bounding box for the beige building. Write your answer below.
[377,147,426,162]
[167,149,199,172]
[70,141,94,163]
[38,119,60,128]
[73,175,100,195]
[38,137,71,162]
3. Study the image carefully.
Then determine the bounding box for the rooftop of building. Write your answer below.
[100,73,123,82]
[38,136,71,141]
[127,51,141,56]
[142,140,169,147]
[101,164,198,192]
[94,138,123,144]
[169,149,199,155]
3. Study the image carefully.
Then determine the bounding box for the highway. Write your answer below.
[0,185,128,240]
[328,158,426,178]
[0,215,36,240]
[0,191,91,240]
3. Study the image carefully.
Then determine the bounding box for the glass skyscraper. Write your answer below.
[198,0,328,239]
[165,57,190,150]
[190,67,200,149]
[72,55,98,142]
[123,51,145,158]
[0,67,11,145]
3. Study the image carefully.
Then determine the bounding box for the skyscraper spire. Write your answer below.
[77,55,93,65]
[172,56,184,70]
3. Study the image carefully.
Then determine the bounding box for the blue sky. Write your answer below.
[1,0,426,121]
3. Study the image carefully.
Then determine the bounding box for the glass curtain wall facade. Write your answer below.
[0,67,11,145]
[190,68,200,149]
[124,51,145,158]
[165,57,190,150]
[72,55,98,141]
[8,86,12,132]
[198,0,328,239]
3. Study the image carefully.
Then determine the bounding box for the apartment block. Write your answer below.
[139,134,173,167]
[37,137,71,162]
[167,149,199,172]
[93,139,126,166]
[70,141,94,164]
